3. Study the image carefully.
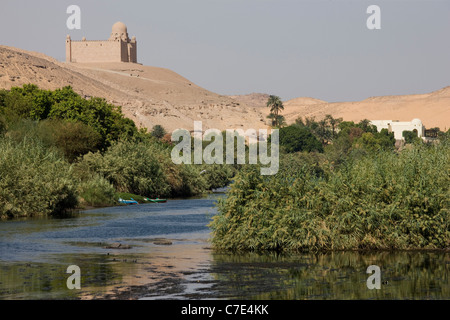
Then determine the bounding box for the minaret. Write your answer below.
[65,35,72,62]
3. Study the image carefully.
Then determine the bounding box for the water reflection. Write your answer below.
[0,254,121,300]
[2,247,447,300]
[210,251,449,300]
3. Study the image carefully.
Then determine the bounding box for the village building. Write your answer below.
[370,119,425,140]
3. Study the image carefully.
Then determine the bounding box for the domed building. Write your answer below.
[109,21,129,41]
[370,118,425,140]
[66,22,137,63]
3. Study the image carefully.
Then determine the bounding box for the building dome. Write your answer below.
[411,118,422,126]
[110,21,129,41]
[112,21,127,34]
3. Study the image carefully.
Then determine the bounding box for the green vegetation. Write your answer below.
[0,85,135,150]
[2,85,449,253]
[210,116,450,252]
[78,174,117,207]
[402,130,420,144]
[266,95,285,127]
[0,85,231,218]
[151,124,167,139]
[296,115,343,146]
[278,125,323,153]
[0,137,78,219]
[78,138,211,198]
[5,119,102,163]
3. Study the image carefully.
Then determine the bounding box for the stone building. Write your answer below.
[370,118,425,140]
[66,22,137,63]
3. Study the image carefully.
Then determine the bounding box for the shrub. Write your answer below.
[354,128,395,152]
[210,141,449,251]
[200,164,235,190]
[0,116,6,135]
[4,119,102,162]
[37,120,102,162]
[49,91,137,149]
[402,130,420,144]
[79,140,172,197]
[174,164,208,197]
[0,137,78,219]
[0,85,52,120]
[278,125,323,153]
[0,85,138,150]
[78,174,116,207]
[151,125,167,139]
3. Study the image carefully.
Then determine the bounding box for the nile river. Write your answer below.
[0,193,448,300]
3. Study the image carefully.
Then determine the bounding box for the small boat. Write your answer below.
[144,198,167,203]
[118,198,139,205]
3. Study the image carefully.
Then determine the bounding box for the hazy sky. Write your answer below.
[1,0,449,101]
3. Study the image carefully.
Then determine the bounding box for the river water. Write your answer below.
[0,193,448,300]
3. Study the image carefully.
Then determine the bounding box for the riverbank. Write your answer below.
[0,194,448,300]
[1,85,236,220]
[211,141,450,252]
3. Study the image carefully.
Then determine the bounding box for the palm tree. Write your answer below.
[266,113,286,127]
[324,114,343,139]
[266,95,284,127]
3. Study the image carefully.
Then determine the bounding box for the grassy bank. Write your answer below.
[210,141,450,251]
[0,137,78,218]
[0,85,233,219]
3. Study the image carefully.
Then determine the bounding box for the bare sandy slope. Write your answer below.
[232,91,450,130]
[228,93,270,110]
[1,45,448,131]
[285,91,450,130]
[0,45,267,132]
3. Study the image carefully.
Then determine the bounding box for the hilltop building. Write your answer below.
[66,22,137,63]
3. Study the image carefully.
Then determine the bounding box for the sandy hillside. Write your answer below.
[0,45,268,132]
[231,91,450,131]
[283,92,449,130]
[283,90,450,130]
[1,45,448,131]
[228,93,270,110]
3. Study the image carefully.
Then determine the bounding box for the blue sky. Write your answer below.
[1,0,449,101]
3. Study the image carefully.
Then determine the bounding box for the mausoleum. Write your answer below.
[66,22,137,63]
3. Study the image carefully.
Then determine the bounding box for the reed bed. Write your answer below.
[210,142,449,251]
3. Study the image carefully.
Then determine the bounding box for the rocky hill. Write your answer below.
[0,45,267,132]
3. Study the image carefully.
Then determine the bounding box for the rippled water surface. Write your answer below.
[0,194,448,300]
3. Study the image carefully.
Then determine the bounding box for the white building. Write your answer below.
[370,119,424,140]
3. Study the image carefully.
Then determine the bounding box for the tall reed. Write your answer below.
[0,137,78,219]
[210,142,449,251]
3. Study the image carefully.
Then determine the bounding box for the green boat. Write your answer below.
[145,198,167,203]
